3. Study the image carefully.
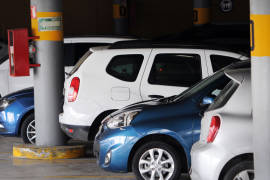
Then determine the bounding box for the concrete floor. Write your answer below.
[0,136,190,180]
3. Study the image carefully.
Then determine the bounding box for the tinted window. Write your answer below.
[174,71,230,102]
[0,54,8,64]
[210,55,240,72]
[64,44,75,66]
[106,55,144,82]
[148,54,202,87]
[64,43,109,66]
[0,43,8,64]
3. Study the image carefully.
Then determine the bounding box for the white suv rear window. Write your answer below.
[69,51,92,76]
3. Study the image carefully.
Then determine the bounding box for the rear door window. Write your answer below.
[148,54,202,87]
[210,55,240,72]
[106,55,144,82]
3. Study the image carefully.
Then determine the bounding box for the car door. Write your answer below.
[140,48,208,100]
[205,50,247,74]
[104,49,152,107]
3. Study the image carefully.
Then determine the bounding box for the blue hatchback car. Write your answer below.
[0,88,35,144]
[94,61,249,180]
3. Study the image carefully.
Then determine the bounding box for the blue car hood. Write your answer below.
[110,96,177,117]
[4,87,34,99]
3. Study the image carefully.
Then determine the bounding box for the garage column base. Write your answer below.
[13,144,85,160]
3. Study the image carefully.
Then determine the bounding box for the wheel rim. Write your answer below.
[233,169,254,180]
[138,148,175,180]
[26,120,36,144]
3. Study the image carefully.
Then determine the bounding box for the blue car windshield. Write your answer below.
[173,71,226,101]
[171,61,250,102]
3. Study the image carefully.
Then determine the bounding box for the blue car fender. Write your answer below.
[132,128,191,166]
[15,106,34,136]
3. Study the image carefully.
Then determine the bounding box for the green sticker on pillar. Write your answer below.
[38,17,62,31]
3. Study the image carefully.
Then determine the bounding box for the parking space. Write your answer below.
[0,136,190,180]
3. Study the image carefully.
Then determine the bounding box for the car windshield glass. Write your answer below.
[69,50,92,76]
[173,71,225,101]
[172,61,249,102]
[207,80,239,110]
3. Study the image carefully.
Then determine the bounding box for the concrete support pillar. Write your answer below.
[250,0,270,179]
[30,0,66,146]
[113,0,128,35]
[193,0,210,25]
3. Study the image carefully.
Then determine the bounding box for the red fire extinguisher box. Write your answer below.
[8,28,30,76]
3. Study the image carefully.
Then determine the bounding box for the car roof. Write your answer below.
[108,40,249,55]
[63,36,137,43]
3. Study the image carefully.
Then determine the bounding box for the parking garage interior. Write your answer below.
[0,0,267,180]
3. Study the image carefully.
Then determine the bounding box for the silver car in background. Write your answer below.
[190,66,254,180]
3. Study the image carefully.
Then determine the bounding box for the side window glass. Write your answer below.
[0,55,8,65]
[64,44,75,66]
[0,44,9,64]
[210,55,240,72]
[106,55,144,82]
[148,54,202,87]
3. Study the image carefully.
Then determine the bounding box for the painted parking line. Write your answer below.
[45,175,135,179]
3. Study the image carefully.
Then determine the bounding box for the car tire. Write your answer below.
[223,160,254,180]
[132,141,182,180]
[21,113,36,144]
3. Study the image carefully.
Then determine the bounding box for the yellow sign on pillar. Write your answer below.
[31,12,63,41]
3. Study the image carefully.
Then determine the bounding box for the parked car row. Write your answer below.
[0,36,252,180]
[59,41,247,142]
[93,61,253,180]
[0,36,135,144]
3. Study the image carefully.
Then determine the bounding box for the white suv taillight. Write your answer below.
[207,116,221,143]
[68,77,80,102]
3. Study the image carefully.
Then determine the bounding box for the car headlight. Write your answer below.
[0,97,16,110]
[106,110,141,129]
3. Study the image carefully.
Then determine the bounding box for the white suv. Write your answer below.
[59,41,248,141]
[0,36,134,97]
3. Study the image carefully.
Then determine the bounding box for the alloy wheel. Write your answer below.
[233,169,254,180]
[138,148,175,180]
[26,119,36,144]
